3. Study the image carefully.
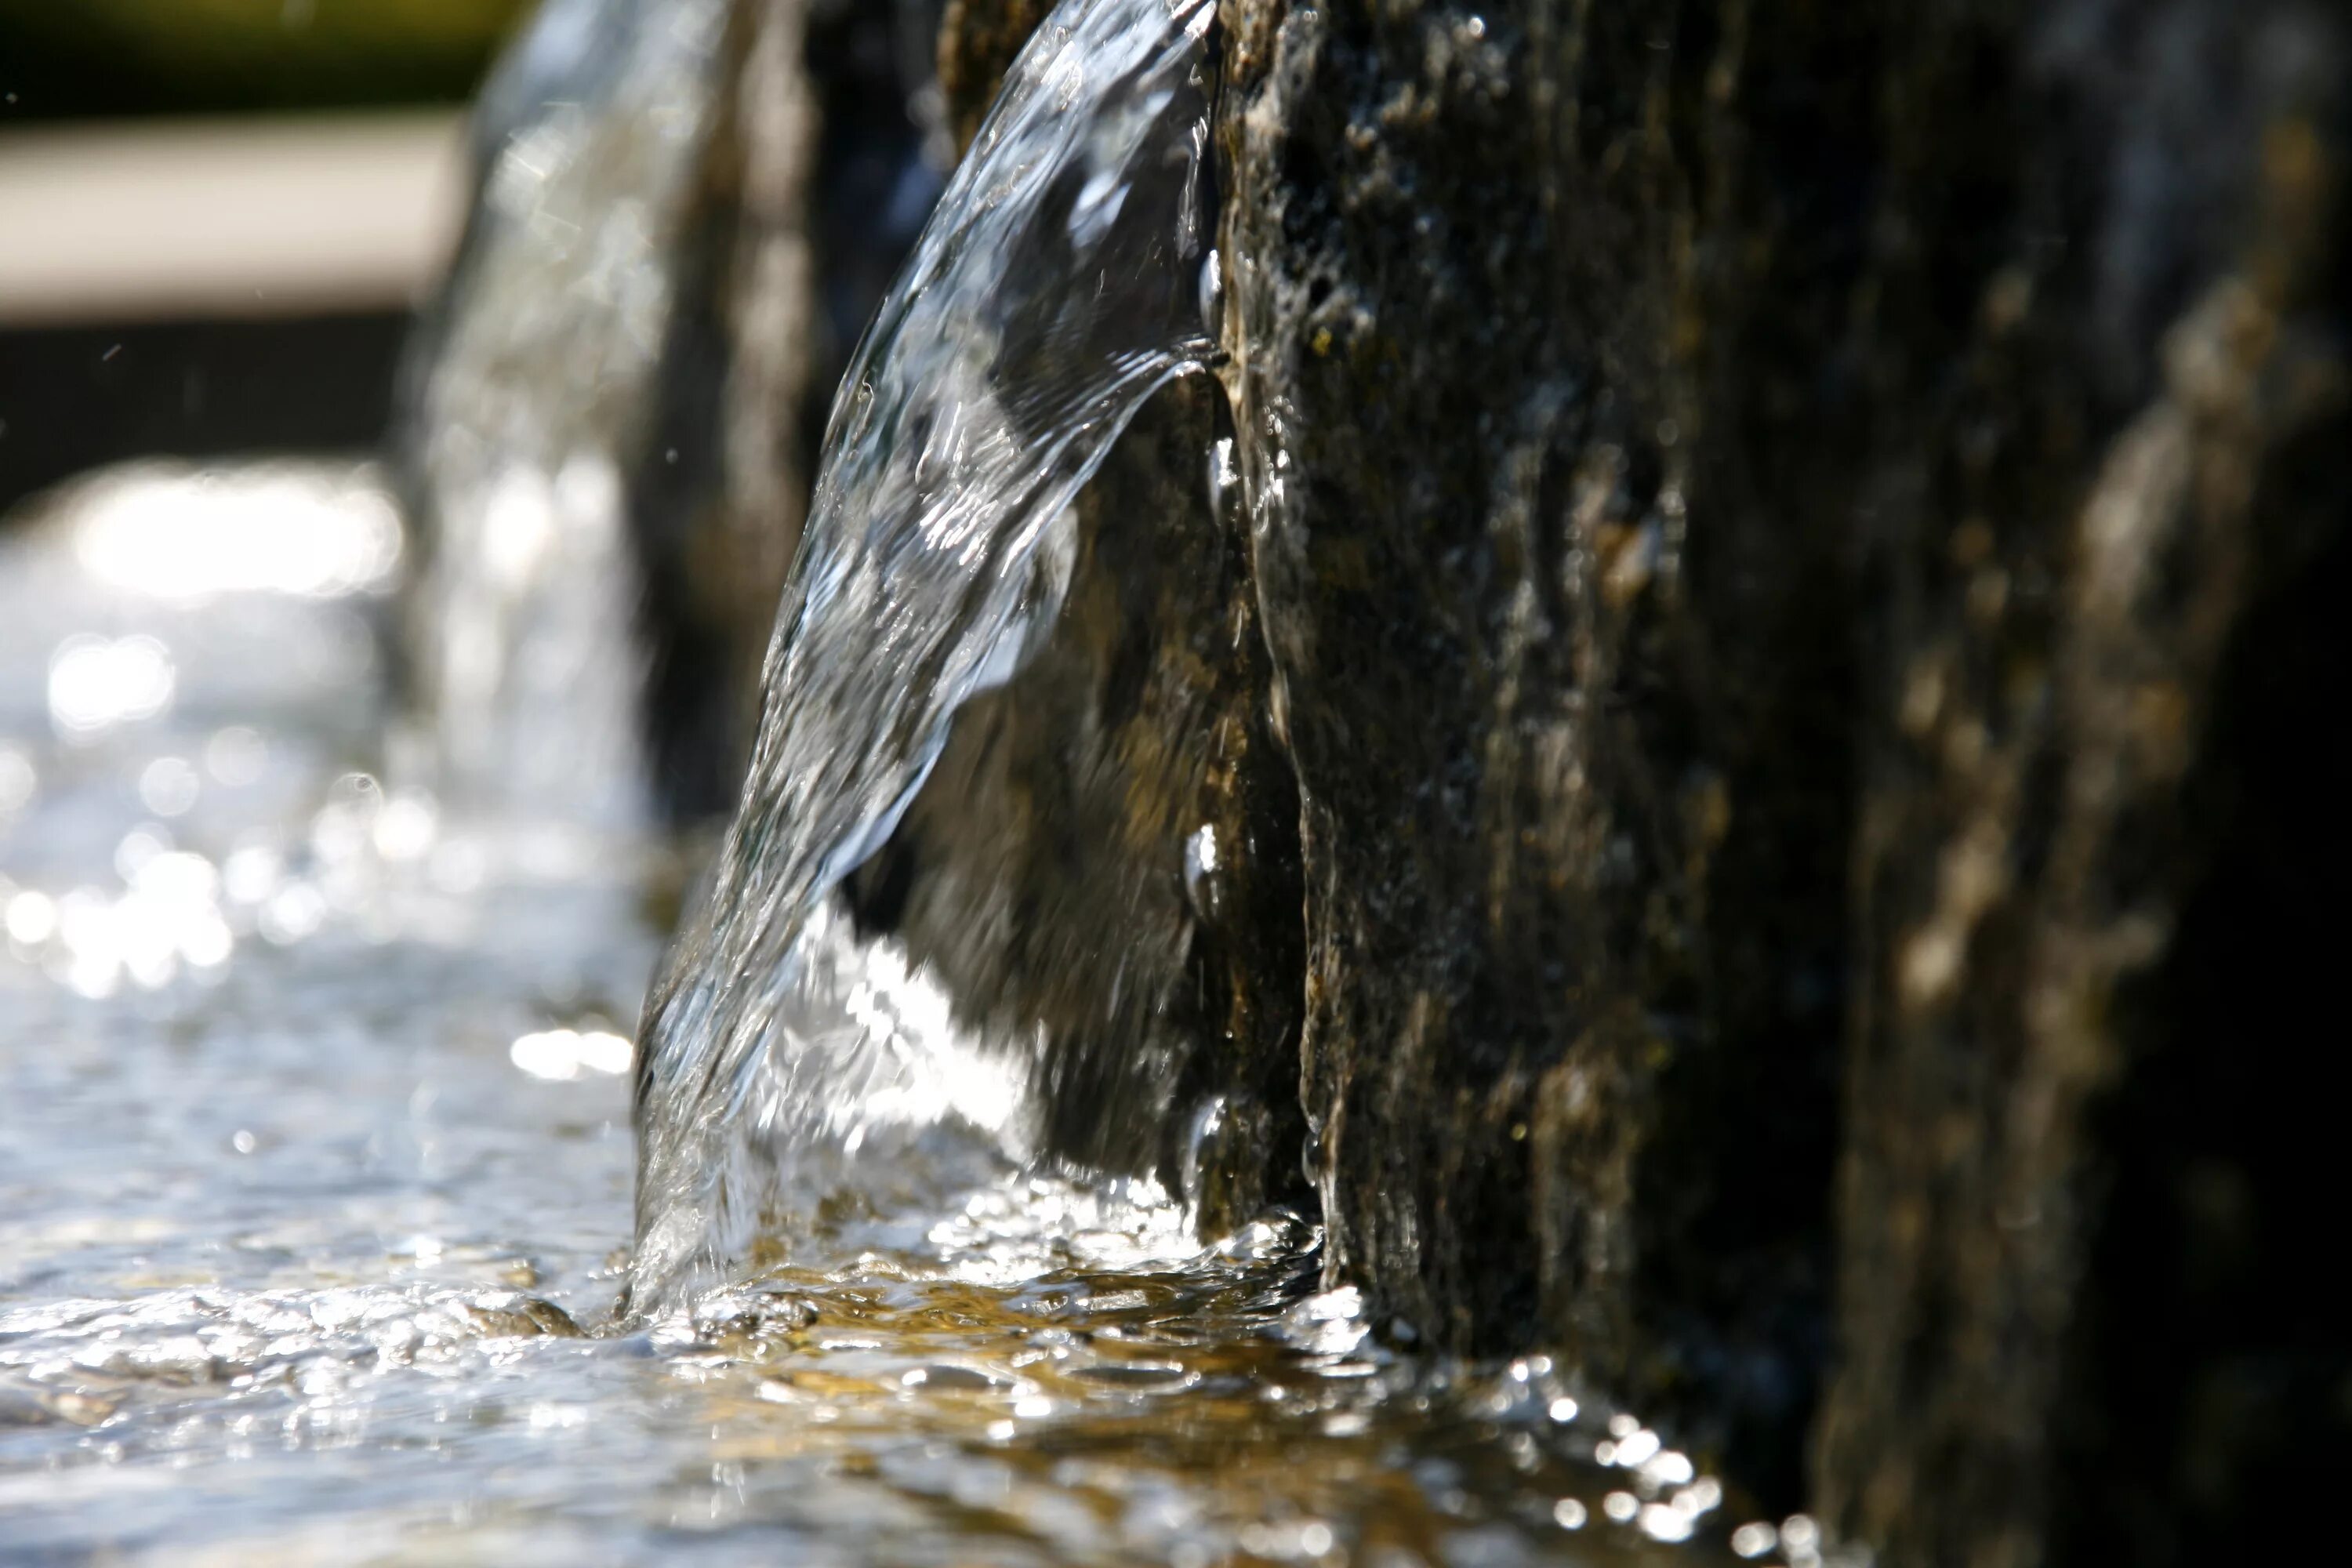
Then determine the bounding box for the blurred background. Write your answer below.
[0,0,531,514]
[0,0,528,118]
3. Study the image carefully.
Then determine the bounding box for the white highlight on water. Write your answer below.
[70,465,401,601]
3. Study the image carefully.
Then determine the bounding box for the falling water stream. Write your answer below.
[1,0,1802,1562]
[397,0,734,835]
[628,0,1221,1316]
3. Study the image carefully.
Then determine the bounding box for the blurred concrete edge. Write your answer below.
[0,112,466,328]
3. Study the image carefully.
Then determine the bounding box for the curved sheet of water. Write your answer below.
[630,0,1219,1311]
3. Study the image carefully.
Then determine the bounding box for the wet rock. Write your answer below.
[457,1293,587,1339]
[854,376,1309,1225]
[625,0,822,821]
[1813,14,2352,1563]
[938,0,1054,149]
[1218,0,2350,1559]
[1220,0,1856,1500]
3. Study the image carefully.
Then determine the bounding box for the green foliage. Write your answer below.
[0,0,537,116]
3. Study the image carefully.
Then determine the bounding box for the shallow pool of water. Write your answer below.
[0,464,1796,1566]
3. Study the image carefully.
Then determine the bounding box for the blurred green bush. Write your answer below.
[0,0,535,118]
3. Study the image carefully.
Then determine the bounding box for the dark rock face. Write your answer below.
[1216,0,2350,1560]
[1221,0,1859,1498]
[1816,10,2352,1559]
[938,0,1052,147]
[628,0,818,822]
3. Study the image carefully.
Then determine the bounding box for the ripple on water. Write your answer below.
[0,1161,1791,1563]
[0,454,1793,1560]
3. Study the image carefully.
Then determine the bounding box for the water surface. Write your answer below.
[0,461,1793,1564]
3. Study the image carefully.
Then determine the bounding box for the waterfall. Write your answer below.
[397,0,734,841]
[628,0,1218,1312]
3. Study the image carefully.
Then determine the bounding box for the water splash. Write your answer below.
[396,0,733,836]
[629,0,1220,1312]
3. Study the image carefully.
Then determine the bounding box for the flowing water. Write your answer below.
[395,0,735,833]
[628,0,1224,1309]
[2,0,1820,1561]
[0,469,1775,1559]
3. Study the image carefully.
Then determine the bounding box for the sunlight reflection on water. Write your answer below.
[0,432,1787,1566]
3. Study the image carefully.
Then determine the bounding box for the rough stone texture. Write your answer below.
[1217,0,2350,1559]
[1221,0,1859,1498]
[1815,10,2352,1563]
[631,0,819,821]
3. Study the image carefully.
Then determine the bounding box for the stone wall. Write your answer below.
[934,0,2350,1559]
[1219,0,1859,1503]
[592,0,951,820]
[1216,1,2350,1560]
